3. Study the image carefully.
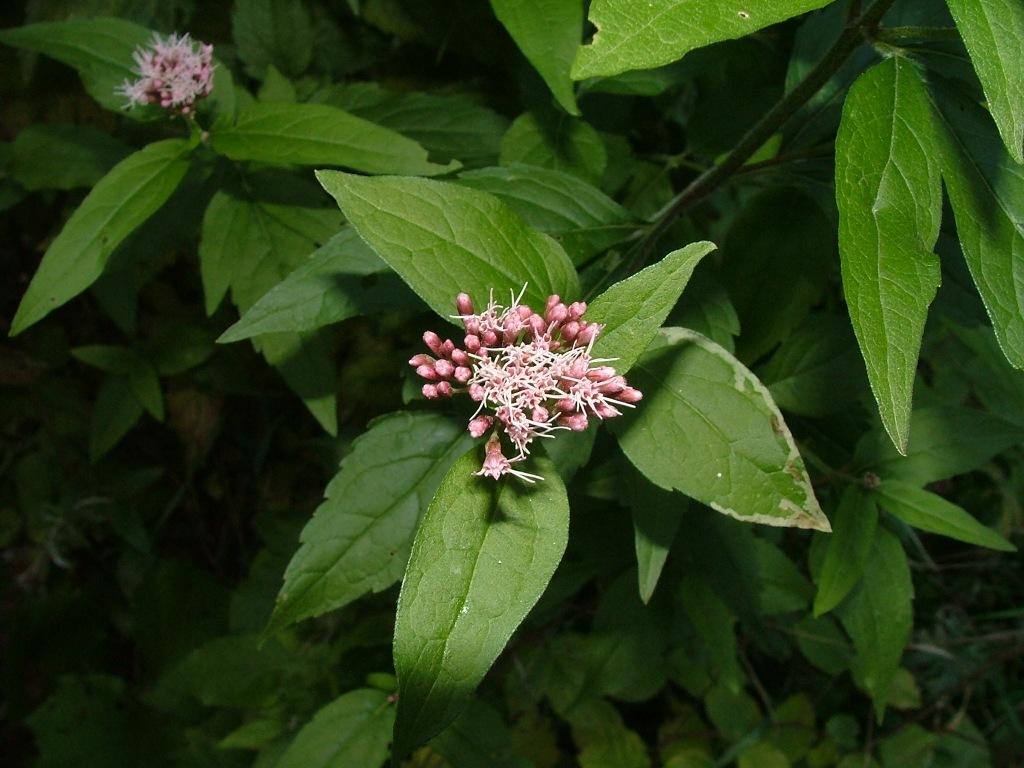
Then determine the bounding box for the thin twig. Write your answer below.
[636,0,897,267]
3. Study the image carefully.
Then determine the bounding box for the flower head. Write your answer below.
[118,33,214,115]
[411,287,642,482]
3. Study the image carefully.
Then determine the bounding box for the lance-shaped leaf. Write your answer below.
[813,487,878,617]
[392,451,569,759]
[946,0,1024,164]
[837,527,913,721]
[198,179,342,433]
[0,18,151,113]
[612,328,829,531]
[587,242,716,373]
[275,689,394,768]
[267,412,475,633]
[457,164,636,265]
[625,464,686,604]
[571,0,833,80]
[316,171,580,321]
[490,0,582,115]
[836,57,943,453]
[876,481,1015,552]
[210,103,459,176]
[219,228,416,342]
[929,83,1024,370]
[11,139,192,335]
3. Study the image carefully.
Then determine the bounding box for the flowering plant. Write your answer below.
[118,33,214,114]
[2,3,1021,768]
[411,289,641,481]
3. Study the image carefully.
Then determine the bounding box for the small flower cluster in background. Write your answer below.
[411,289,642,482]
[118,33,214,115]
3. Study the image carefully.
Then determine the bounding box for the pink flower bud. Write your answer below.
[558,412,589,431]
[415,364,438,381]
[441,339,456,356]
[593,403,620,419]
[599,376,627,394]
[568,302,587,320]
[450,349,469,366]
[527,314,546,339]
[456,293,474,315]
[434,359,455,378]
[619,387,643,403]
[464,334,481,353]
[423,331,443,355]
[561,321,580,341]
[422,383,439,399]
[587,366,617,381]
[464,317,481,335]
[556,397,575,412]
[469,383,485,401]
[482,330,498,346]
[517,305,534,321]
[532,406,550,423]
[546,295,561,312]
[435,381,453,397]
[576,324,599,345]
[546,303,568,325]
[454,366,472,383]
[468,415,493,438]
[408,353,433,367]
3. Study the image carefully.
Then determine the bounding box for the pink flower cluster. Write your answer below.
[118,33,214,115]
[410,289,642,482]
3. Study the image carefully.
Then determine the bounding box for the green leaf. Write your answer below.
[457,164,636,265]
[720,187,832,362]
[612,328,829,531]
[587,242,717,373]
[569,699,651,768]
[218,718,284,750]
[813,487,878,617]
[321,83,509,169]
[875,480,1015,552]
[257,64,297,103]
[490,0,582,115]
[392,450,569,758]
[837,527,913,721]
[625,467,685,604]
[929,83,1024,369]
[678,576,741,690]
[219,228,415,342]
[571,0,832,80]
[197,180,342,432]
[946,0,1024,163]
[156,634,293,709]
[268,412,474,633]
[11,139,192,335]
[210,103,459,176]
[499,113,606,184]
[0,18,152,113]
[316,171,580,321]
[276,689,394,768]
[232,0,314,78]
[90,376,144,461]
[10,124,130,191]
[71,344,138,375]
[755,539,813,615]
[836,57,943,453]
[854,406,1024,485]
[429,699,533,768]
[759,315,866,417]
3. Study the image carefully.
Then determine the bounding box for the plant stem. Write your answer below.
[637,0,897,263]
[874,25,960,43]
